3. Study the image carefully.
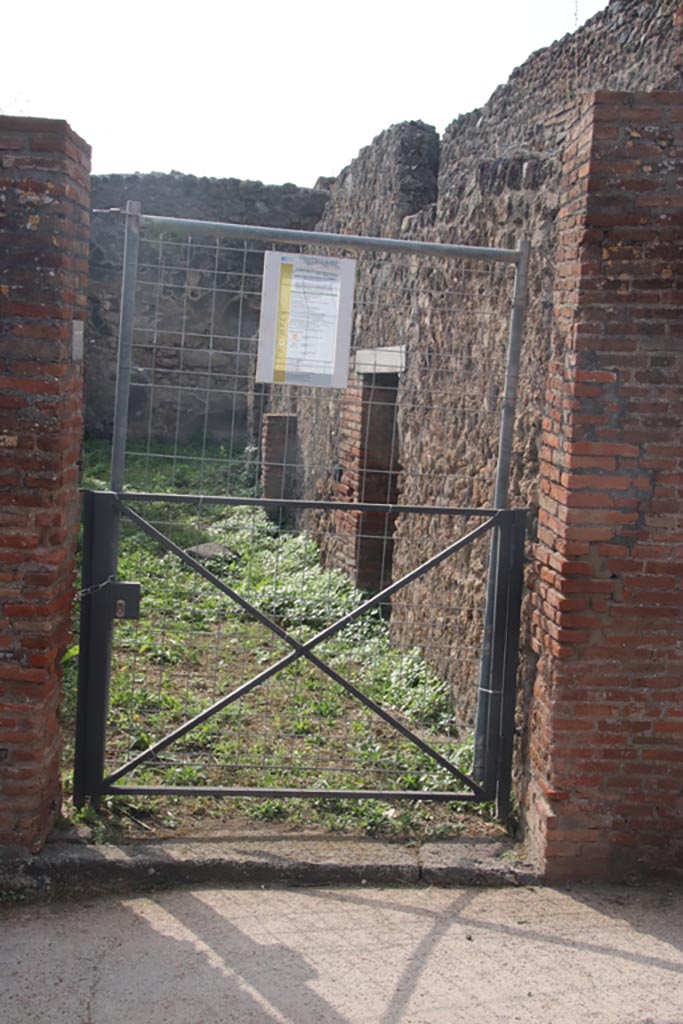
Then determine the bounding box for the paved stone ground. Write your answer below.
[2,883,682,1023]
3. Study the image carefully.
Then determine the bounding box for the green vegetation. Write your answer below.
[61,438,494,841]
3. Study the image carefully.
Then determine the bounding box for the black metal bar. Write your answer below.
[106,504,499,794]
[482,518,512,797]
[495,509,527,821]
[472,530,499,782]
[104,784,482,802]
[72,493,95,808]
[117,491,497,518]
[72,491,118,808]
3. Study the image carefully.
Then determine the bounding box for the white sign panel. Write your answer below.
[256,252,356,388]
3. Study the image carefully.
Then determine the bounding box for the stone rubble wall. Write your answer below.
[286,0,683,730]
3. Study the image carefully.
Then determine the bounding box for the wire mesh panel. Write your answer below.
[76,208,527,807]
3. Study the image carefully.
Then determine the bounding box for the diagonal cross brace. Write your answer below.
[105,503,500,795]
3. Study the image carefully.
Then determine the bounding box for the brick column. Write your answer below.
[332,374,400,592]
[261,412,298,515]
[0,117,90,852]
[527,92,683,879]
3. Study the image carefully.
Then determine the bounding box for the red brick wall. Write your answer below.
[527,92,683,879]
[0,117,90,852]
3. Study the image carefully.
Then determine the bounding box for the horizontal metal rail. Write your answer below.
[136,214,521,264]
[104,785,483,802]
[116,491,499,517]
[94,206,519,264]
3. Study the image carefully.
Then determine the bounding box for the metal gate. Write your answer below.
[74,204,529,817]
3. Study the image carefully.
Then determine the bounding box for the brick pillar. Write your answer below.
[527,92,683,879]
[0,117,90,852]
[332,374,400,592]
[261,412,298,524]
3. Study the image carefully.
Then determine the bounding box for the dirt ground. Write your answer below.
[66,794,506,846]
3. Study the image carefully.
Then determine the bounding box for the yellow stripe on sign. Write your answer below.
[274,262,293,383]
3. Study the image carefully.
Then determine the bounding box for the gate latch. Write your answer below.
[110,582,141,620]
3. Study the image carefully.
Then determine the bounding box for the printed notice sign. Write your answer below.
[256,252,356,388]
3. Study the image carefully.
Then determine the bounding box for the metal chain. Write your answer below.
[78,575,115,599]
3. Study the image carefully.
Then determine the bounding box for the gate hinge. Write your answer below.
[109,582,141,620]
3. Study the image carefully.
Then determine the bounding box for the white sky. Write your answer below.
[2,0,608,187]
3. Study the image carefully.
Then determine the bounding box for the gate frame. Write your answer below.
[74,490,526,814]
[75,205,530,816]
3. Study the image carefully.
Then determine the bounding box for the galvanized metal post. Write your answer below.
[110,200,141,492]
[73,491,118,808]
[473,239,530,783]
[140,213,521,263]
